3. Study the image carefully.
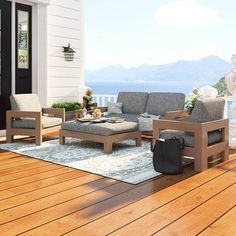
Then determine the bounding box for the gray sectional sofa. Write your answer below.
[108,92,185,122]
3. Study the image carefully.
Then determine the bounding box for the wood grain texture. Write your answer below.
[0,145,234,235]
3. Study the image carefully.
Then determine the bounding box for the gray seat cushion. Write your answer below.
[117,92,148,114]
[108,113,138,122]
[160,130,222,148]
[61,120,139,136]
[13,116,62,129]
[145,92,185,116]
[189,98,225,123]
[10,94,42,112]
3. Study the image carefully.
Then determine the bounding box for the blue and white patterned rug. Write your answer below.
[0,139,192,184]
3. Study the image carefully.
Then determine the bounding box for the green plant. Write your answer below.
[213,76,230,96]
[185,87,200,113]
[52,102,81,111]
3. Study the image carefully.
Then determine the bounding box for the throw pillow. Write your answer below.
[138,113,160,131]
[108,102,123,114]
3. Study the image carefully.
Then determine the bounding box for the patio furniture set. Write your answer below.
[6,92,229,172]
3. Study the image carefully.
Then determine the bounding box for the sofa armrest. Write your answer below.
[42,108,65,121]
[165,110,190,121]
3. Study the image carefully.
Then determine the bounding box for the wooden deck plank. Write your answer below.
[0,164,65,183]
[0,170,88,200]
[0,158,40,171]
[199,206,236,236]
[0,182,135,235]
[0,161,52,176]
[63,162,236,236]
[0,151,23,159]
[0,173,107,212]
[18,168,195,235]
[0,167,76,191]
[154,183,236,235]
[0,145,234,235]
[0,156,34,166]
[0,177,118,224]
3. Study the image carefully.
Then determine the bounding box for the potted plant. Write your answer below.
[52,102,81,121]
[83,88,96,110]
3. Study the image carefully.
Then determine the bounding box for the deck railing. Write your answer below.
[93,94,118,107]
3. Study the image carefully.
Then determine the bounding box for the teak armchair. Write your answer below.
[153,99,229,172]
[6,94,65,145]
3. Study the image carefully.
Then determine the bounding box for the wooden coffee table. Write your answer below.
[59,120,142,154]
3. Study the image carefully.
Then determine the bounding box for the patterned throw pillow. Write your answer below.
[108,102,123,114]
[138,113,160,131]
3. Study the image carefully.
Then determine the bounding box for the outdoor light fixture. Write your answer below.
[62,43,76,61]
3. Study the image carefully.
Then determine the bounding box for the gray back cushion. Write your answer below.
[10,94,42,112]
[117,92,148,114]
[145,93,185,116]
[190,98,225,123]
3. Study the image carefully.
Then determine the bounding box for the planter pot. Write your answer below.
[65,111,76,121]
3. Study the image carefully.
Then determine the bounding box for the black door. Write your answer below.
[0,0,11,130]
[15,3,32,94]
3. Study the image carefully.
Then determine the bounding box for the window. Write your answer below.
[17,10,29,69]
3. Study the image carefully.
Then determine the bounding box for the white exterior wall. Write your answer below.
[46,0,85,105]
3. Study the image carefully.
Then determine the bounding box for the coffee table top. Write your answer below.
[61,120,139,136]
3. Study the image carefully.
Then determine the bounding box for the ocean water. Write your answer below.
[86,81,214,95]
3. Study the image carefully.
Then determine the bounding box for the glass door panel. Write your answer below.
[17,10,29,69]
[15,3,32,94]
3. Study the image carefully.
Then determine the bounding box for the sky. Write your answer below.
[85,0,236,70]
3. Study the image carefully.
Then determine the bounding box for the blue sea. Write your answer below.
[86,81,215,95]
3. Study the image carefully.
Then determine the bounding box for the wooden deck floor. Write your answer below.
[0,149,235,236]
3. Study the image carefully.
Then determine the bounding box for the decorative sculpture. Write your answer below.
[225,54,236,146]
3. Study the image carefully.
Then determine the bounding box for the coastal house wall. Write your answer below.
[47,0,85,105]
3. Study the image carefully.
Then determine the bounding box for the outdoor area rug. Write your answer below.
[0,139,192,184]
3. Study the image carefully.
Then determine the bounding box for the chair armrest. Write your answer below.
[153,119,201,134]
[153,119,229,140]
[6,111,42,131]
[42,108,65,121]
[201,119,228,132]
[6,110,42,119]
[165,110,190,121]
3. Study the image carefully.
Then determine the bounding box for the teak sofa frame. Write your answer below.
[6,108,65,146]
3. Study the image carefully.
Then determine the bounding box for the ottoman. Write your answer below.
[59,120,142,154]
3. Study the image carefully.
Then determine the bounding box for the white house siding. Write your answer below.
[47,0,85,105]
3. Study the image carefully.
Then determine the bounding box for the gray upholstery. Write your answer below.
[12,116,62,129]
[108,102,123,114]
[190,98,225,123]
[108,113,138,122]
[10,94,42,112]
[62,120,138,136]
[160,130,222,148]
[145,92,185,116]
[117,92,148,114]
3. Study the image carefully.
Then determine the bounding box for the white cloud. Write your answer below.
[155,0,219,27]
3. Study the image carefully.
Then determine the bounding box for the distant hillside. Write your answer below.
[85,56,231,84]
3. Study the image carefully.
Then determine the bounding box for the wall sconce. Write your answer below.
[62,43,76,61]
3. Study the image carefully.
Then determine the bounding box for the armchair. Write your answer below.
[6,94,65,145]
[153,99,229,172]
